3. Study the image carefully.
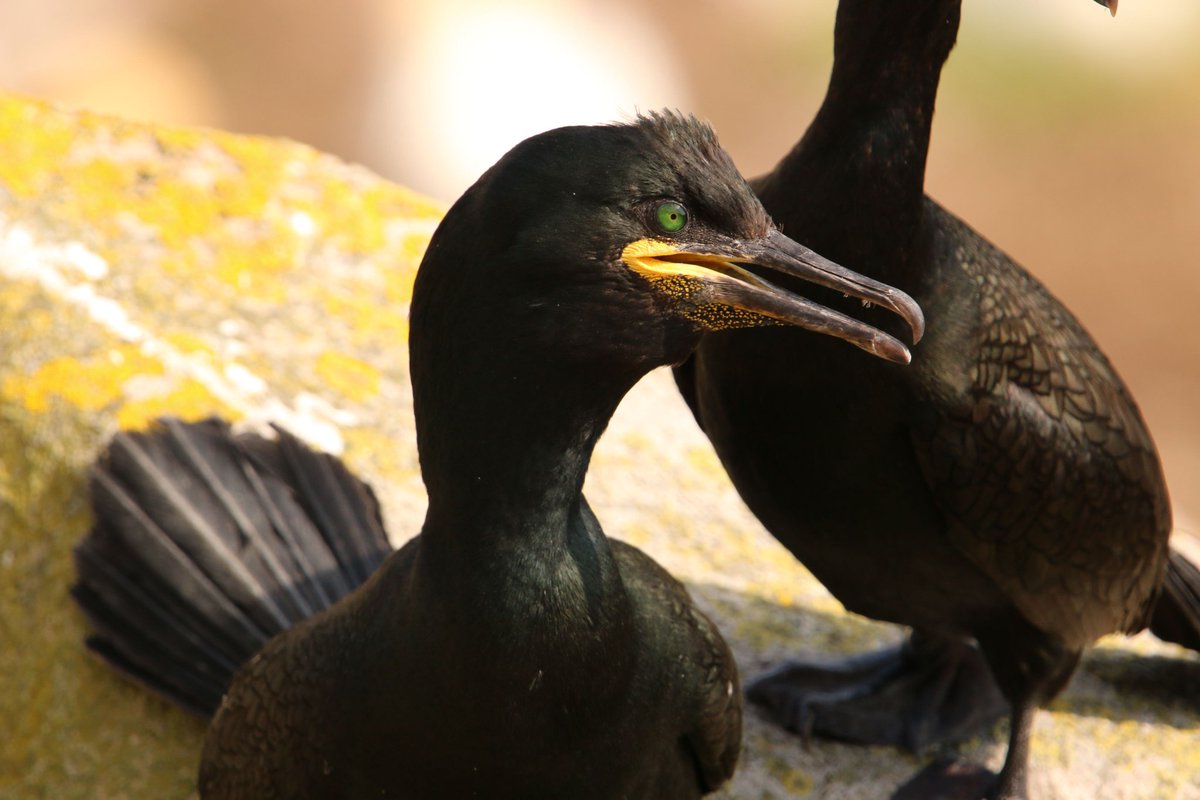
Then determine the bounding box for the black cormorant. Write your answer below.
[72,112,923,799]
[674,3,1200,799]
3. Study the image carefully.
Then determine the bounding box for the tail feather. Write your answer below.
[72,569,231,716]
[87,462,274,653]
[73,417,394,716]
[74,532,247,675]
[266,424,390,587]
[1150,547,1200,653]
[159,417,318,621]
[234,437,357,608]
[73,529,247,715]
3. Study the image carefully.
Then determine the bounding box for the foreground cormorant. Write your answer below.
[675,3,1200,798]
[72,112,924,798]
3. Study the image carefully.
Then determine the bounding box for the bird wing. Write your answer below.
[611,541,742,792]
[675,594,742,793]
[910,207,1170,644]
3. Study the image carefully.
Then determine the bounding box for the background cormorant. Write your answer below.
[72,112,922,798]
[674,2,1200,799]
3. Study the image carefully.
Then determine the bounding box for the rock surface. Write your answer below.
[1,95,1196,799]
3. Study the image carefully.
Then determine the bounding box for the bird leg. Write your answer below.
[889,697,1035,800]
[991,699,1034,800]
[747,630,1007,753]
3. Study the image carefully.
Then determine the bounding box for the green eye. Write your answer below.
[655,201,688,233]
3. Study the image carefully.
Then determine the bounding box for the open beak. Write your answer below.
[623,229,925,365]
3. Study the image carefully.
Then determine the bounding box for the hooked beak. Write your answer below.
[622,229,925,365]
[1094,0,1117,17]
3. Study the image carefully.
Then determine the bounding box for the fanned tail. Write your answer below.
[1149,547,1200,654]
[72,417,393,717]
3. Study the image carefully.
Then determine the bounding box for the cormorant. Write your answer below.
[674,3,1200,798]
[72,112,924,799]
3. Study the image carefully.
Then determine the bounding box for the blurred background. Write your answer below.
[2,0,1198,534]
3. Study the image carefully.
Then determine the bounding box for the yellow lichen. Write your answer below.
[385,251,423,307]
[340,426,421,493]
[685,445,724,477]
[136,178,223,250]
[762,754,814,795]
[2,346,163,414]
[0,299,58,347]
[212,242,292,301]
[160,331,214,357]
[315,351,382,402]
[322,292,409,344]
[0,95,76,197]
[116,378,233,430]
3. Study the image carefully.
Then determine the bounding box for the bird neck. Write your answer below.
[760,0,960,282]
[412,334,638,554]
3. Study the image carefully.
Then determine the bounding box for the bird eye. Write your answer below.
[655,201,688,234]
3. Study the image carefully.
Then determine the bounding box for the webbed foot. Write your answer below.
[890,757,997,800]
[746,633,1006,753]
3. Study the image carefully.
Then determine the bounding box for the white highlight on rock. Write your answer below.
[217,318,243,337]
[289,210,317,237]
[63,241,109,279]
[223,363,268,396]
[0,212,349,454]
[0,221,111,282]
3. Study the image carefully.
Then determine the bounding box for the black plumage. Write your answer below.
[73,112,923,798]
[73,417,392,717]
[675,3,1200,799]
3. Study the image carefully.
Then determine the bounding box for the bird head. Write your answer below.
[411,112,924,380]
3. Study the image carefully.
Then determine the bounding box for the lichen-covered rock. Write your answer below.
[0,93,438,799]
[1,94,1196,799]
